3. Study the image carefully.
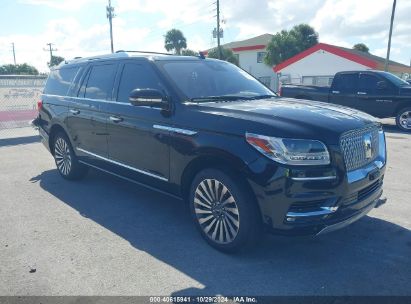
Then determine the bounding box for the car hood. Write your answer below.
[194,97,379,144]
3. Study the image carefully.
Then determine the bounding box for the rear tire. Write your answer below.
[189,168,262,253]
[395,107,411,132]
[53,132,88,180]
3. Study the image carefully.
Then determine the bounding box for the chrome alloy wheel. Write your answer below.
[54,137,72,176]
[399,111,411,130]
[194,179,240,244]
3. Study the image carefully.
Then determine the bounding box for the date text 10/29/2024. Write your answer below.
[149,296,258,303]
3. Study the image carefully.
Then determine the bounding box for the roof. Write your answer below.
[61,51,201,67]
[205,33,273,53]
[274,43,411,74]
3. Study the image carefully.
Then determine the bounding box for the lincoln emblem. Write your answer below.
[364,134,373,159]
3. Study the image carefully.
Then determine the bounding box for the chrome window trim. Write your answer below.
[67,96,163,109]
[153,124,197,136]
[76,147,168,181]
[291,176,337,181]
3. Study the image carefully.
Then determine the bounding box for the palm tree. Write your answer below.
[164,29,187,55]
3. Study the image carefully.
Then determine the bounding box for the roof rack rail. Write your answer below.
[116,50,172,56]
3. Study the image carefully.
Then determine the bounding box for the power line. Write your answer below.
[107,0,116,53]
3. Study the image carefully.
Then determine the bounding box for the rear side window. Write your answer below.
[359,74,379,94]
[84,64,117,100]
[44,67,79,96]
[117,63,163,103]
[333,73,358,94]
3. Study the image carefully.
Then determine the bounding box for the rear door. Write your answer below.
[67,62,118,157]
[41,66,80,134]
[329,73,359,109]
[105,60,171,181]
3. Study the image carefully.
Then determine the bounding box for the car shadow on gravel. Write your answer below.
[30,168,411,296]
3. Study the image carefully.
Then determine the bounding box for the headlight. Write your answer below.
[246,133,330,165]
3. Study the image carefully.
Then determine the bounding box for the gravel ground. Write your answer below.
[0,122,410,296]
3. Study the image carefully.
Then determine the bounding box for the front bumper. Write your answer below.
[246,139,387,236]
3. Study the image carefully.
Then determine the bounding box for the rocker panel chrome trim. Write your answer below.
[76,147,168,181]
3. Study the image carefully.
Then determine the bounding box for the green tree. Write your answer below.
[0,63,39,75]
[164,29,187,55]
[264,24,319,66]
[353,43,369,53]
[207,47,239,65]
[49,55,65,67]
[181,49,198,56]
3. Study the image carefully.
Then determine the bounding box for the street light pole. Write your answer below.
[385,0,397,72]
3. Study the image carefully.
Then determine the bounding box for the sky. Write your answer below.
[0,0,410,73]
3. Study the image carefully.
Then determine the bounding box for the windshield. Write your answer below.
[380,72,410,86]
[159,60,276,101]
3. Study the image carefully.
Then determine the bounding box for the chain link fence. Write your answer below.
[0,75,46,138]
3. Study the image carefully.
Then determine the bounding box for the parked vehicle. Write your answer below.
[33,52,387,252]
[280,71,411,131]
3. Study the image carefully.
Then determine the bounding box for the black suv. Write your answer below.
[35,52,387,252]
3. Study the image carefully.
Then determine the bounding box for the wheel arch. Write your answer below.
[395,103,411,116]
[180,152,260,216]
[48,123,72,155]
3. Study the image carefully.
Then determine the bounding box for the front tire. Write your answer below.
[189,168,262,253]
[396,107,411,132]
[53,132,88,180]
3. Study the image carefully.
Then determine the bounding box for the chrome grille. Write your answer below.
[340,125,379,171]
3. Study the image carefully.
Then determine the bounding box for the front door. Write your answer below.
[105,61,171,181]
[357,72,396,117]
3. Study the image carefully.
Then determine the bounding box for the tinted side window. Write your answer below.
[44,67,79,96]
[359,74,379,94]
[84,64,117,100]
[117,63,163,103]
[334,73,358,94]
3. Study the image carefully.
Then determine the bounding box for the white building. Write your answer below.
[206,34,278,92]
[275,43,411,86]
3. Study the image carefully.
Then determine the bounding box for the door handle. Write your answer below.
[332,90,340,94]
[357,92,367,95]
[70,109,80,115]
[109,116,123,123]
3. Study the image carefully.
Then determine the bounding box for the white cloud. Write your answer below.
[3,0,411,71]
[19,0,99,10]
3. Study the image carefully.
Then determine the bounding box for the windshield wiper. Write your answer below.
[247,94,277,100]
[189,95,250,102]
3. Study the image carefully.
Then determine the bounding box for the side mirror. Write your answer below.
[377,81,387,90]
[129,89,168,108]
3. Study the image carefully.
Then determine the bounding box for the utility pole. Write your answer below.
[11,43,16,65]
[106,0,115,53]
[385,0,397,72]
[44,43,57,67]
[216,0,222,59]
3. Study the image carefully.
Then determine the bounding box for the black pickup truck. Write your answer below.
[281,71,411,131]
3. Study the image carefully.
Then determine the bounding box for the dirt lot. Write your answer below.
[0,122,410,296]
